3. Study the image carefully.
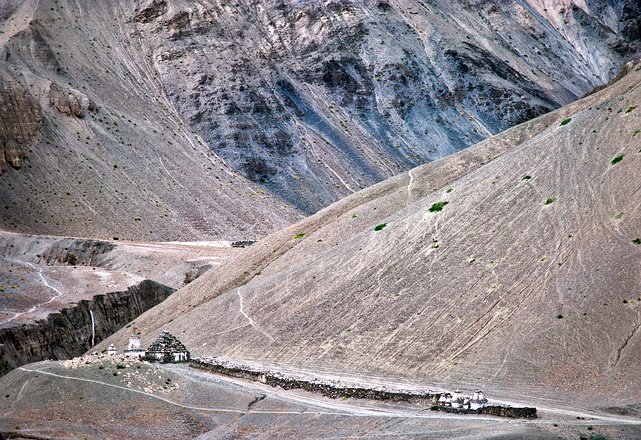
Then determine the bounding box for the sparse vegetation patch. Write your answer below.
[611,154,624,165]
[625,106,637,113]
[559,118,572,126]
[522,175,531,181]
[429,201,448,212]
[374,223,387,231]
[544,198,555,205]
[293,232,305,239]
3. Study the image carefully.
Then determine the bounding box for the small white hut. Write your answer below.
[125,327,146,358]
[107,344,117,356]
[438,392,453,406]
[470,390,488,410]
[451,389,464,408]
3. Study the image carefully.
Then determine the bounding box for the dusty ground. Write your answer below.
[1,360,640,439]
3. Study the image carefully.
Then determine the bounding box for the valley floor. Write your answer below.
[1,359,640,439]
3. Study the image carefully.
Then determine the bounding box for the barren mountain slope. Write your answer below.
[1,0,640,234]
[136,0,641,212]
[103,61,641,407]
[0,1,301,241]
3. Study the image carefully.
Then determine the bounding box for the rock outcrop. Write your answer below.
[0,80,42,173]
[48,83,95,118]
[0,280,175,376]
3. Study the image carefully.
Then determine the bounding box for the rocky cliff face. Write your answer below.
[0,80,42,173]
[135,0,641,212]
[0,280,174,376]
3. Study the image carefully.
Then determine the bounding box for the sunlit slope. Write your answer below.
[105,61,641,405]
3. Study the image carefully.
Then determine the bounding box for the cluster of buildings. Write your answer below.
[107,328,190,363]
[437,389,488,410]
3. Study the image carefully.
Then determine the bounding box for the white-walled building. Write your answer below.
[125,327,146,358]
[451,389,464,408]
[470,390,488,410]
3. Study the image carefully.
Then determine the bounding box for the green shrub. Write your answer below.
[611,154,624,165]
[559,118,572,126]
[632,238,641,244]
[522,175,531,181]
[374,223,387,231]
[557,314,563,319]
[429,201,448,212]
[544,198,555,205]
[293,232,305,239]
[625,106,637,113]
[116,364,126,369]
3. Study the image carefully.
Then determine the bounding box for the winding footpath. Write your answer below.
[1,258,64,325]
[14,364,641,427]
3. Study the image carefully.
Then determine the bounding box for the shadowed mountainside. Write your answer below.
[0,0,640,240]
[0,0,302,241]
[102,60,641,408]
[134,0,640,212]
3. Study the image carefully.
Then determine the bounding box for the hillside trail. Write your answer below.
[15,363,641,427]
[0,258,63,325]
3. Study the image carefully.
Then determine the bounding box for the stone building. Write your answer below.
[146,330,190,363]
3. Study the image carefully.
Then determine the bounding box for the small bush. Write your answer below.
[544,198,555,205]
[116,364,126,369]
[625,106,637,113]
[293,232,305,239]
[98,365,104,370]
[429,201,448,212]
[430,405,439,411]
[374,223,387,231]
[559,118,572,126]
[611,154,624,165]
[522,175,532,181]
[632,238,641,244]
[557,314,563,319]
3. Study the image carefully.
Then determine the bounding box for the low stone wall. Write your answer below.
[190,357,537,418]
[433,404,537,419]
